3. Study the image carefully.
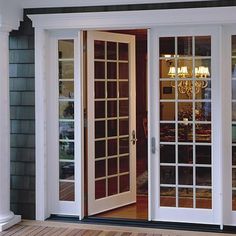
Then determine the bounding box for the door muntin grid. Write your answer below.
[94,40,130,200]
[159,36,212,209]
[58,39,75,202]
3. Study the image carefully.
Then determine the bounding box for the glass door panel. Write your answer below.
[87,31,136,215]
[159,35,212,209]
[150,27,219,224]
[58,40,75,202]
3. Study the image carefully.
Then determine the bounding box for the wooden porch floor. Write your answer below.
[0,220,235,236]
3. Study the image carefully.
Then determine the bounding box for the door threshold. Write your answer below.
[48,215,236,234]
[83,217,236,234]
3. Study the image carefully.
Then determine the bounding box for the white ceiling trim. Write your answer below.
[29,6,236,30]
[21,0,206,8]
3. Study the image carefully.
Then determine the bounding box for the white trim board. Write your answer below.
[21,0,206,8]
[29,7,236,29]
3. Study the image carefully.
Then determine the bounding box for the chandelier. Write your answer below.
[168,66,209,97]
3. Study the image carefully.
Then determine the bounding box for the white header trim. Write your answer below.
[29,6,236,30]
[21,0,205,8]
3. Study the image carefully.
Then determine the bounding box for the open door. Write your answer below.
[87,31,136,215]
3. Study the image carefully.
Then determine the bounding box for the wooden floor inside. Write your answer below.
[95,195,148,220]
[0,220,234,236]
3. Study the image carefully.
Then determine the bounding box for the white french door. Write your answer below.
[47,31,83,217]
[222,26,236,226]
[87,31,136,215]
[149,26,221,224]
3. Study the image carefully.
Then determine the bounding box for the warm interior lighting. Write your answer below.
[168,66,209,97]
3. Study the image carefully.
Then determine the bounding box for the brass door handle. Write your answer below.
[131,130,138,145]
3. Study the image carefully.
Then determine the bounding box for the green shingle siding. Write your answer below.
[10,50,34,64]
[10,78,34,91]
[9,64,35,78]
[11,120,35,134]
[10,18,35,220]
[11,148,35,162]
[10,92,35,106]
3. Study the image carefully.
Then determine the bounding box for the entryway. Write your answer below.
[86,30,148,220]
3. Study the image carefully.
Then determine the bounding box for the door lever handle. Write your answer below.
[131,130,138,145]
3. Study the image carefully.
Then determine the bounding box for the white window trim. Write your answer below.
[29,7,236,226]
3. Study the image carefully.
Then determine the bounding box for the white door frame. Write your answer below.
[221,25,236,226]
[29,6,236,225]
[149,25,221,225]
[87,31,136,215]
[46,30,83,217]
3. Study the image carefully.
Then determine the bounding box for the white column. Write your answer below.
[0,29,21,232]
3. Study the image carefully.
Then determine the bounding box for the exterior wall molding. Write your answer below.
[0,0,22,32]
[29,6,236,30]
[0,29,21,232]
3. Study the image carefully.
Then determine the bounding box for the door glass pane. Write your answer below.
[93,38,131,200]
[59,182,74,201]
[160,102,175,121]
[95,179,106,199]
[95,61,105,79]
[59,40,74,59]
[59,101,74,119]
[196,189,211,209]
[107,62,117,79]
[119,43,129,60]
[160,81,175,99]
[159,36,212,209]
[108,177,118,196]
[160,37,175,57]
[60,162,74,180]
[178,37,192,56]
[107,42,117,60]
[160,166,175,184]
[59,81,74,99]
[58,40,75,202]
[95,81,105,99]
[160,187,176,207]
[120,174,130,193]
[178,188,193,208]
[119,63,129,79]
[94,40,105,59]
[160,145,175,163]
[195,36,211,56]
[59,61,74,79]
[59,142,74,160]
[59,121,74,140]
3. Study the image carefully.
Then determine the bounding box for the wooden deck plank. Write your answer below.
[2,220,236,236]
[31,227,55,236]
[98,231,118,236]
[0,225,25,236]
[56,227,82,236]
[40,226,67,236]
[24,226,47,236]
[63,228,83,236]
[46,227,68,236]
[11,226,41,236]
